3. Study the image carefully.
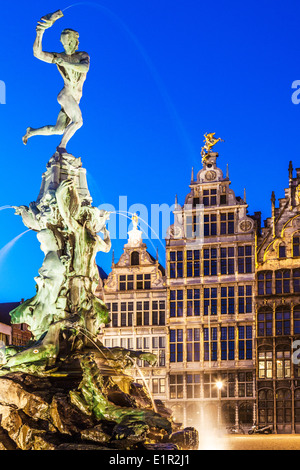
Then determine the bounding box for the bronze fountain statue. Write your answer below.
[0,10,198,451]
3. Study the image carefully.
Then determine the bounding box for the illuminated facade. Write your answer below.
[256,162,300,433]
[165,150,258,428]
[100,150,300,433]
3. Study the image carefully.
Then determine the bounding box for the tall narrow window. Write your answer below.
[131,251,139,265]
[203,189,217,206]
[221,286,235,314]
[238,325,252,360]
[238,246,252,273]
[276,351,291,378]
[170,329,183,363]
[203,248,217,276]
[238,285,252,314]
[204,327,218,361]
[258,271,272,295]
[275,307,290,336]
[187,328,200,362]
[170,290,184,317]
[220,212,234,234]
[257,309,273,336]
[187,289,200,316]
[185,213,201,239]
[275,270,290,294]
[204,214,217,237]
[186,250,200,277]
[293,270,300,293]
[221,326,235,360]
[169,251,183,278]
[258,351,273,378]
[278,243,286,259]
[220,247,235,274]
[293,234,300,257]
[204,287,217,315]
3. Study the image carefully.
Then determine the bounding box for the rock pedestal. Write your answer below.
[0,351,198,450]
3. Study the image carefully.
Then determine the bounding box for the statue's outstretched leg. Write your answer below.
[22,109,69,144]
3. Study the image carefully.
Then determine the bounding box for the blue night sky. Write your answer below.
[1,0,300,302]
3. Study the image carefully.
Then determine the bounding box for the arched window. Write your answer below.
[258,389,274,424]
[131,251,139,266]
[278,243,286,259]
[293,234,300,257]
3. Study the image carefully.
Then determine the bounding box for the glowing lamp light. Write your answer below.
[216,380,223,390]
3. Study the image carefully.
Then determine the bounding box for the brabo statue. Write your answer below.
[22,10,90,151]
[0,10,199,450]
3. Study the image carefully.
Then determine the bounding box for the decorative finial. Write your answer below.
[226,163,229,178]
[244,188,246,203]
[191,167,194,183]
[271,191,276,205]
[289,161,293,179]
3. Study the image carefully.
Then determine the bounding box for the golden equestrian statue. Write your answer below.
[201,132,224,162]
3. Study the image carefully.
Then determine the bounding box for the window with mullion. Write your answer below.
[187,289,200,316]
[238,245,253,273]
[220,212,235,235]
[258,271,272,295]
[204,213,217,237]
[187,328,200,362]
[275,270,291,294]
[275,308,291,336]
[169,250,183,279]
[221,286,235,314]
[170,290,184,317]
[220,247,235,275]
[186,249,200,277]
[204,287,217,315]
[204,247,217,276]
[204,327,218,361]
[238,285,252,314]
[257,310,273,337]
[170,329,183,363]
[238,325,252,360]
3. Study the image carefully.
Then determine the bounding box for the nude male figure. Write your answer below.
[22,11,90,150]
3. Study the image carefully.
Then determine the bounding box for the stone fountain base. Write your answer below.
[0,350,198,451]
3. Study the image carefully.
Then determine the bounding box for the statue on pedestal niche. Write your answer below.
[0,11,198,451]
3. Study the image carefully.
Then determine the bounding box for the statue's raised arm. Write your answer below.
[33,10,63,64]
